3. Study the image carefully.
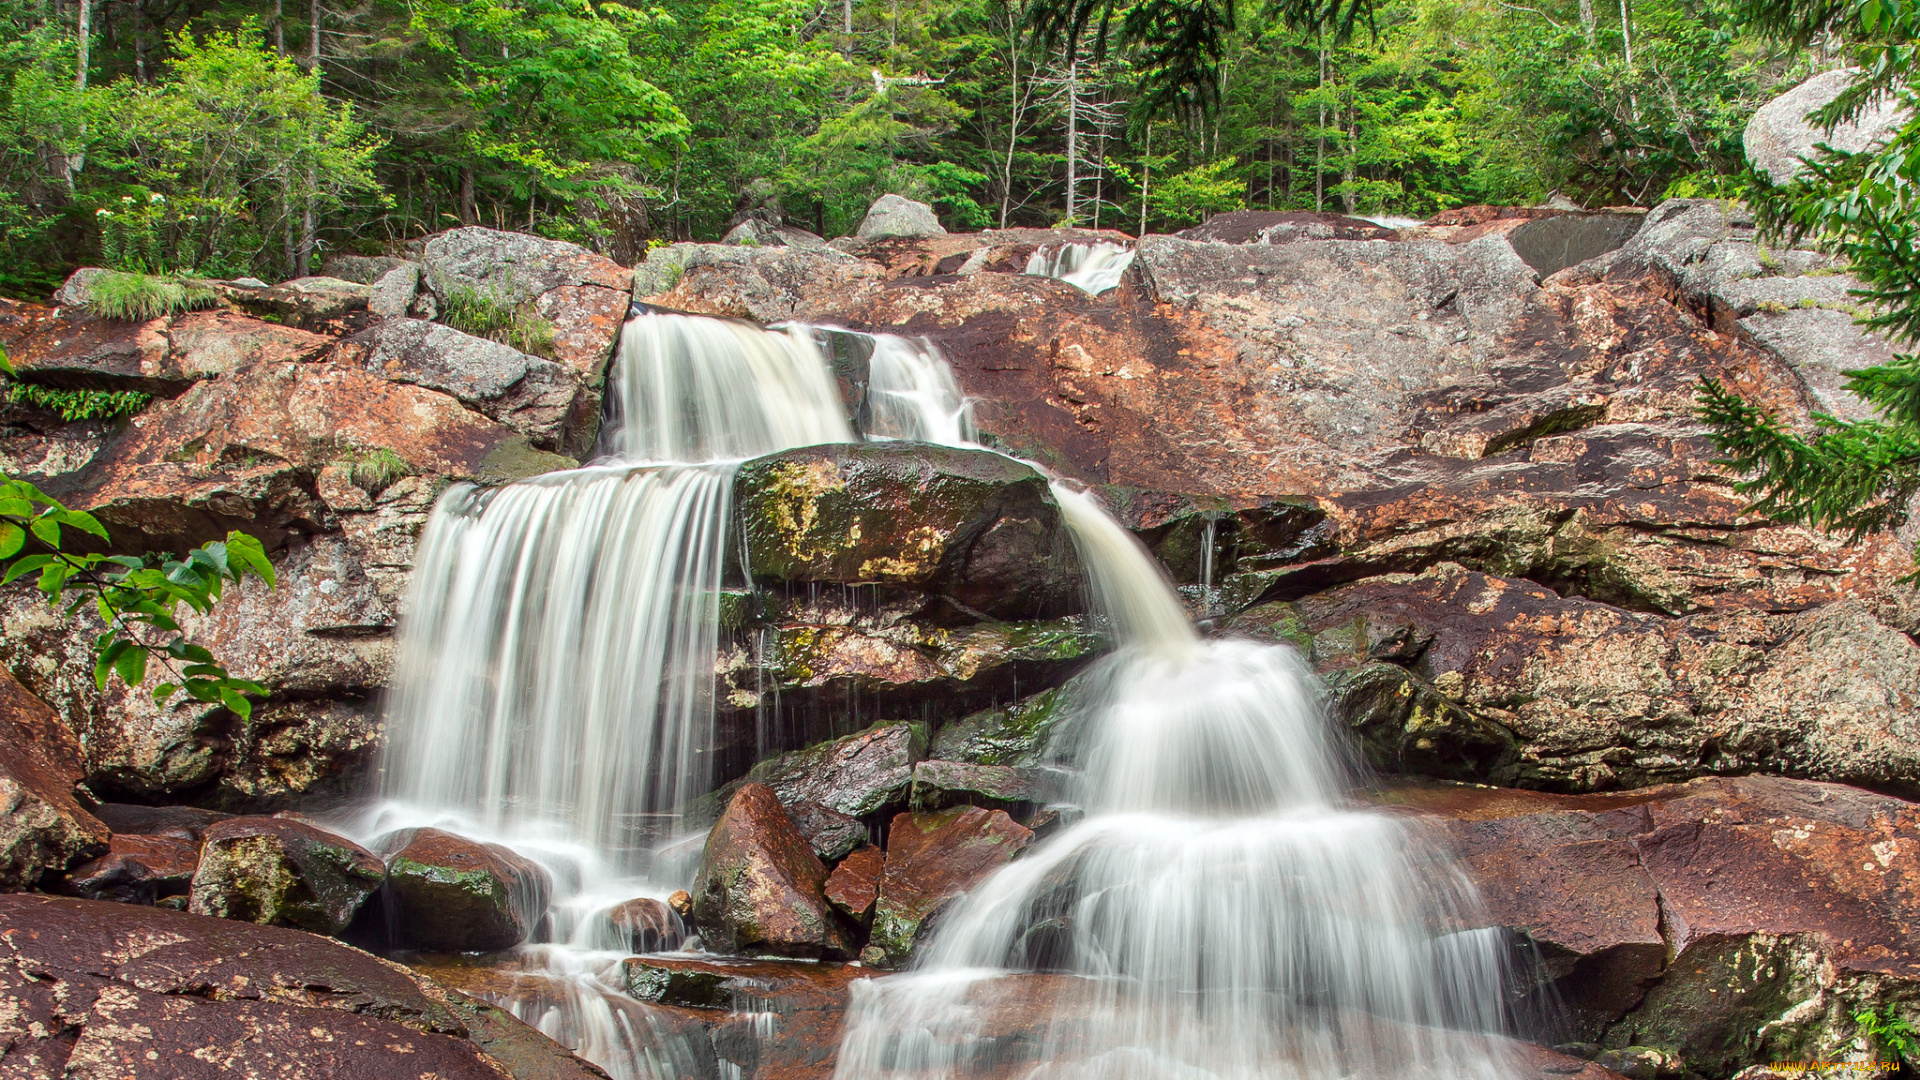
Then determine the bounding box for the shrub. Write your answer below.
[85,271,220,321]
[444,286,556,358]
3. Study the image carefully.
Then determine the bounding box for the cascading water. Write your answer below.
[366,306,1517,1080]
[1024,241,1136,295]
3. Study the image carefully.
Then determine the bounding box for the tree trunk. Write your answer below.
[132,0,146,81]
[1341,94,1356,215]
[1139,124,1151,236]
[273,0,286,55]
[459,166,478,226]
[1064,47,1079,227]
[1000,15,1023,228]
[1314,44,1327,213]
[1579,0,1595,45]
[74,0,90,89]
[1619,0,1632,66]
[842,0,851,52]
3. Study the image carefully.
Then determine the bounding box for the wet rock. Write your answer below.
[929,687,1069,767]
[734,442,1082,619]
[91,802,231,840]
[909,759,1059,813]
[692,782,853,959]
[856,194,945,240]
[824,845,883,922]
[0,892,602,1078]
[3,304,330,394]
[605,954,869,1077]
[869,805,1034,965]
[606,896,688,952]
[787,800,868,862]
[1397,775,1920,1068]
[369,262,423,318]
[421,227,630,378]
[742,722,923,819]
[189,816,384,935]
[1324,661,1519,784]
[336,318,591,453]
[63,833,200,903]
[382,827,555,952]
[0,670,108,890]
[1177,209,1399,244]
[1745,69,1908,186]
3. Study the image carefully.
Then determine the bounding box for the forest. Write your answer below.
[0,0,1822,296]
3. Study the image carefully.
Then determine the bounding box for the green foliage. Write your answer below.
[84,270,219,321]
[0,473,275,719]
[444,288,557,358]
[1147,158,1244,225]
[4,382,152,423]
[1857,1007,1917,1061]
[345,447,413,497]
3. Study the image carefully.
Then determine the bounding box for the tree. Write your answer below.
[1698,0,1920,564]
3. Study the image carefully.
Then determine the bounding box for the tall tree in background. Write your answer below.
[1699,0,1920,564]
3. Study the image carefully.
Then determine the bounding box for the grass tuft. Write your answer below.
[86,271,220,321]
[346,447,412,496]
[444,286,557,358]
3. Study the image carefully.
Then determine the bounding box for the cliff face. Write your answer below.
[1,199,1916,1076]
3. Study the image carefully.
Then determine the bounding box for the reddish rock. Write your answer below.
[614,954,869,1077]
[824,845,883,922]
[0,670,108,890]
[189,816,384,935]
[692,783,853,959]
[1391,775,1920,1064]
[63,833,200,903]
[869,806,1033,965]
[787,800,868,862]
[382,827,555,953]
[3,306,330,394]
[90,803,231,841]
[606,896,687,952]
[537,283,629,379]
[0,893,602,1078]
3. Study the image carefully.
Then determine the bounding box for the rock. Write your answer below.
[421,227,631,378]
[856,194,946,239]
[824,845,883,922]
[336,317,591,453]
[929,687,1069,767]
[381,827,555,952]
[741,722,924,819]
[62,833,200,903]
[600,955,867,1076]
[1176,209,1399,243]
[633,242,886,323]
[3,305,330,394]
[869,805,1033,965]
[1324,661,1519,784]
[0,670,108,890]
[733,442,1083,620]
[1506,212,1644,277]
[0,892,604,1078]
[223,275,373,331]
[787,800,868,862]
[188,816,384,935]
[1397,775,1920,1068]
[369,262,424,318]
[1247,564,1920,795]
[909,759,1059,812]
[1745,69,1909,186]
[91,802,230,840]
[51,266,112,309]
[692,783,853,959]
[606,896,688,952]
[323,253,413,284]
[722,218,827,248]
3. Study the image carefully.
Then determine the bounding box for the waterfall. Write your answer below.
[1024,242,1136,295]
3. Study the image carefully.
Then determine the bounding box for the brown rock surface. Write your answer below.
[2,306,330,394]
[0,670,108,891]
[823,845,883,922]
[62,833,201,903]
[606,896,686,952]
[0,892,603,1078]
[693,783,853,959]
[381,827,554,952]
[869,806,1033,964]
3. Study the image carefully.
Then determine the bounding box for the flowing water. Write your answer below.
[365,307,1518,1080]
[1024,242,1137,295]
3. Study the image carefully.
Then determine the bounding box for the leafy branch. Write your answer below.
[0,473,277,720]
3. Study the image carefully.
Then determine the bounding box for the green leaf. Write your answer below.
[152,682,178,704]
[2,554,54,584]
[220,687,254,722]
[0,522,24,559]
[226,532,276,587]
[114,645,148,688]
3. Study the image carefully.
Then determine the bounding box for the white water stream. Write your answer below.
[1024,242,1136,295]
[364,307,1517,1080]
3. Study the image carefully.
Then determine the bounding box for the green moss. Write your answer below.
[931,687,1067,767]
[86,270,220,321]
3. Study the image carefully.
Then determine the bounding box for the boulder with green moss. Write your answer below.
[379,828,554,952]
[188,817,384,935]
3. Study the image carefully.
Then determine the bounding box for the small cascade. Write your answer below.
[1024,241,1136,295]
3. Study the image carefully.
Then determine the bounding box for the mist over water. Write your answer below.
[1025,242,1137,294]
[364,309,1518,1080]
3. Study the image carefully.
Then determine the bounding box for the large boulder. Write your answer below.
[736,722,924,819]
[421,226,631,378]
[62,832,200,904]
[0,670,108,890]
[733,442,1083,620]
[692,783,854,959]
[1402,776,1920,1075]
[856,194,946,240]
[1745,69,1909,186]
[1505,211,1643,277]
[188,816,385,935]
[633,242,886,323]
[380,828,555,952]
[2,303,330,394]
[0,892,604,1078]
[868,805,1034,965]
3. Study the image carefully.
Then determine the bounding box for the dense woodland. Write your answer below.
[0,0,1830,295]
